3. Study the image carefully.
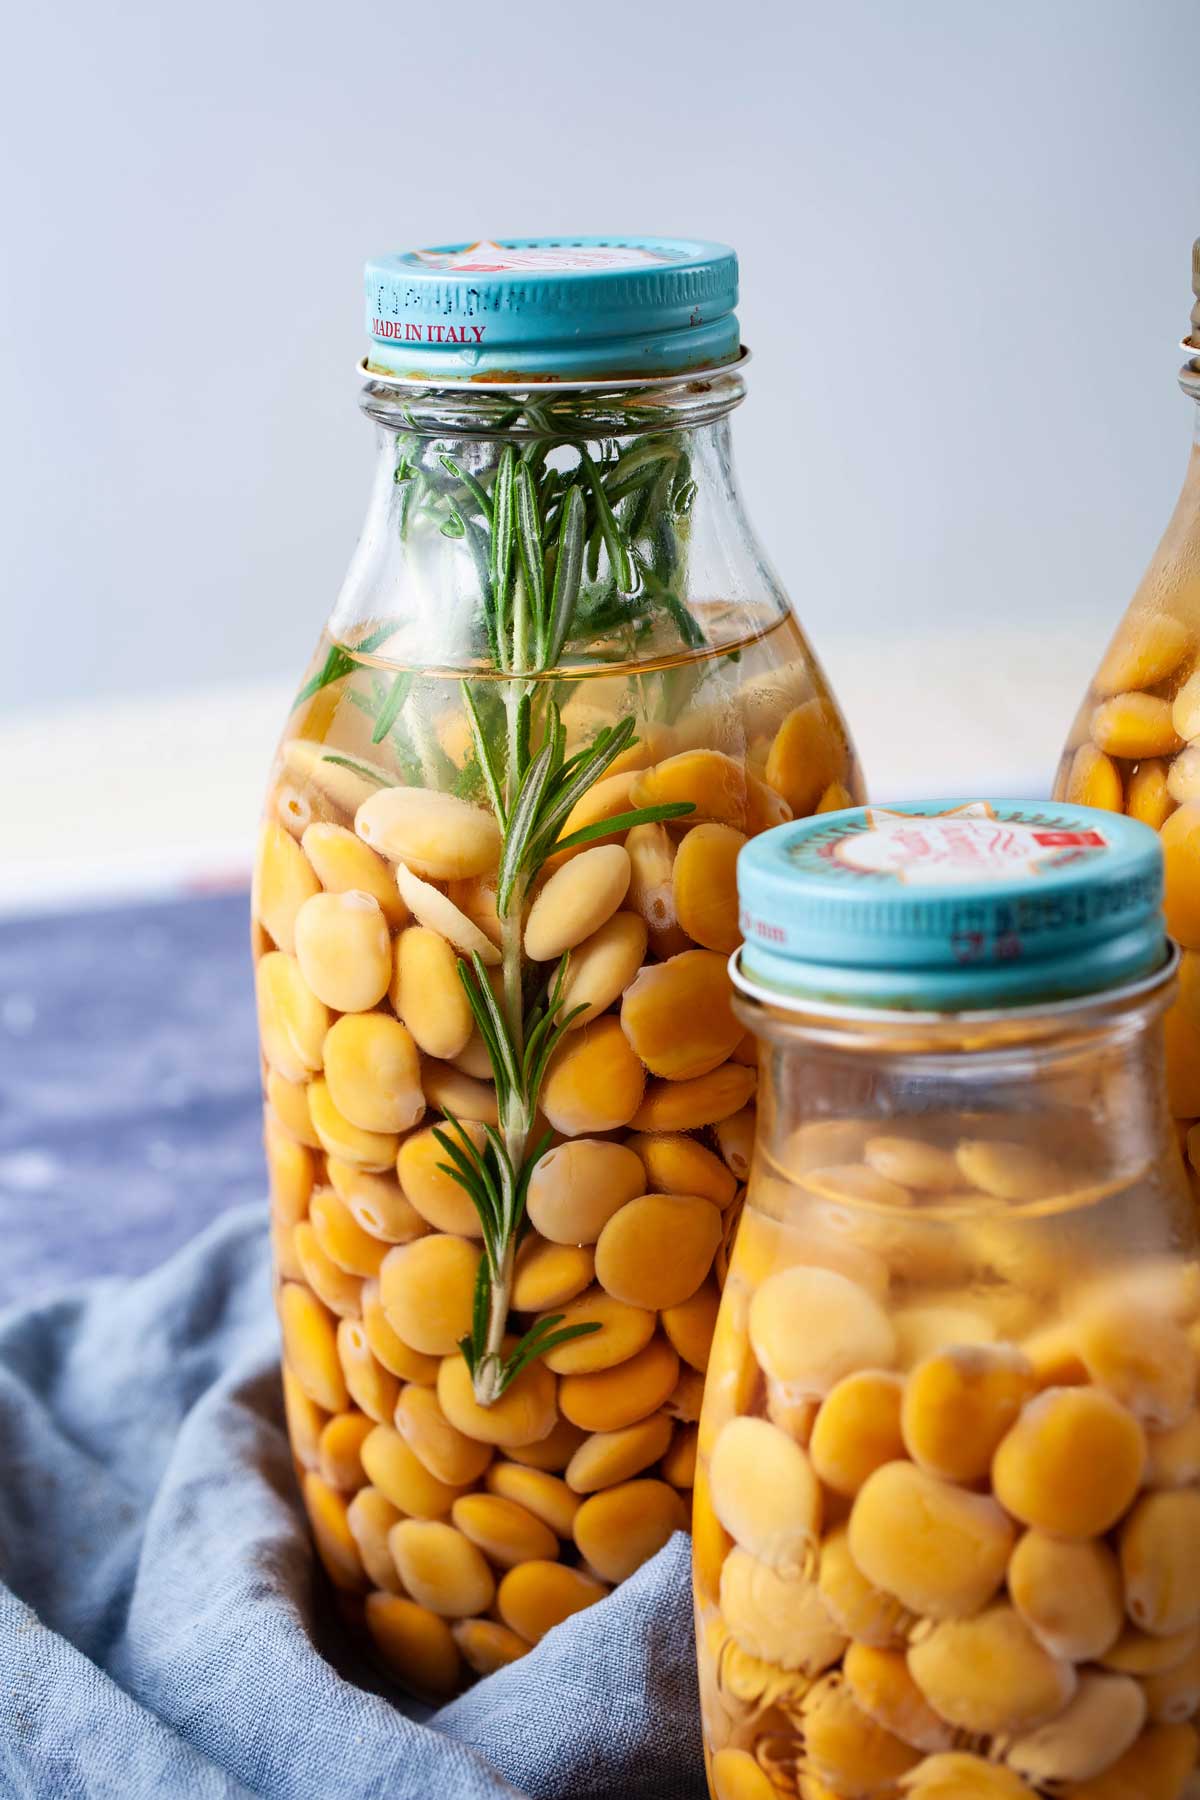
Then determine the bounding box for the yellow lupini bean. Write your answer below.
[1141,1642,1200,1724]
[281,739,395,815]
[301,820,409,928]
[281,1365,326,1471]
[1168,747,1200,804]
[692,1466,733,1602]
[749,1266,896,1399]
[317,1410,374,1489]
[1094,609,1192,697]
[450,1492,559,1568]
[992,1385,1147,1538]
[273,778,319,837]
[559,1336,680,1432]
[661,1420,698,1488]
[901,1343,1035,1482]
[1055,1722,1199,1799]
[709,1746,778,1800]
[809,1369,905,1496]
[661,1279,721,1372]
[1005,1670,1147,1786]
[1008,1530,1124,1660]
[266,1069,321,1149]
[763,699,848,818]
[394,1383,493,1485]
[307,1079,398,1173]
[394,861,501,965]
[360,1424,467,1517]
[1127,757,1177,830]
[1146,1413,1200,1488]
[397,1120,486,1237]
[842,1642,954,1754]
[551,771,639,860]
[253,819,322,953]
[436,1349,558,1450]
[293,889,392,1013]
[628,1133,736,1209]
[620,950,743,1081]
[361,1280,439,1383]
[557,912,648,1030]
[816,1523,913,1648]
[524,845,632,961]
[1101,1624,1200,1676]
[378,1234,480,1356]
[335,1318,399,1423]
[303,1472,366,1591]
[1091,692,1184,760]
[624,822,688,958]
[540,1017,646,1136]
[1064,743,1124,810]
[419,1060,499,1125]
[309,1186,389,1278]
[715,1110,755,1181]
[510,1234,594,1311]
[630,1063,757,1133]
[1159,804,1200,949]
[507,1413,586,1472]
[496,1560,607,1643]
[907,1604,1077,1737]
[900,1755,1037,1798]
[346,1486,403,1592]
[524,1139,646,1245]
[294,1222,364,1316]
[664,1366,704,1423]
[322,1013,424,1136]
[709,1417,821,1573]
[444,875,502,951]
[863,1136,961,1192]
[327,1161,427,1245]
[849,1461,1014,1619]
[265,1113,316,1223]
[538,1287,655,1374]
[452,1619,529,1677]
[256,951,330,1082]
[1176,667,1200,739]
[631,749,750,831]
[390,925,474,1060]
[672,822,745,954]
[1077,1299,1197,1429]
[955,1136,1066,1200]
[355,786,501,879]
[798,1672,922,1795]
[364,1591,462,1699]
[719,1546,847,1673]
[594,1192,721,1309]
[486,1462,580,1538]
[1121,1490,1200,1636]
[278,1281,350,1411]
[572,1478,687,1582]
[388,1518,495,1618]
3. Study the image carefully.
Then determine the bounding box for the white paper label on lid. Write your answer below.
[834,804,1109,886]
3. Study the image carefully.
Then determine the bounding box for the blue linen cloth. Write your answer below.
[0,1203,706,1799]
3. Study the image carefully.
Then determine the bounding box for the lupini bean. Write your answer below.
[450,1492,559,1568]
[714,1109,755,1181]
[1055,1721,1199,1799]
[719,1545,847,1673]
[1094,610,1191,697]
[628,1133,736,1209]
[420,1059,499,1125]
[1101,1624,1200,1676]
[709,1416,821,1573]
[318,1410,374,1489]
[303,1472,366,1591]
[1121,1489,1200,1636]
[849,1461,1014,1619]
[281,1365,326,1471]
[361,1280,439,1384]
[496,1560,607,1643]
[1128,757,1176,830]
[524,1139,646,1245]
[436,1347,558,1450]
[346,1486,403,1592]
[630,1063,756,1133]
[557,911,648,1030]
[254,820,321,952]
[900,1755,1037,1798]
[955,1137,1066,1201]
[1141,1642,1200,1724]
[322,1014,425,1137]
[256,951,330,1082]
[506,1414,586,1472]
[336,1319,399,1422]
[558,1336,679,1432]
[328,1160,427,1245]
[301,820,409,928]
[809,1369,905,1496]
[364,1592,462,1700]
[378,1234,480,1356]
[1146,1413,1200,1489]
[624,822,689,957]
[524,845,632,961]
[307,1079,399,1173]
[1161,804,1200,949]
[452,1618,530,1677]
[863,1136,961,1193]
[843,1641,955,1754]
[901,1343,1035,1483]
[594,1193,722,1310]
[388,1518,495,1618]
[294,890,392,1013]
[511,1236,594,1311]
[664,1366,704,1423]
[279,1282,350,1411]
[395,861,501,965]
[310,1187,389,1278]
[397,1120,486,1237]
[294,1221,364,1316]
[390,925,474,1060]
[394,1382,493,1485]
[572,1478,687,1582]
[661,1279,721,1372]
[907,1604,1077,1736]
[1169,746,1200,804]
[1077,1299,1197,1429]
[1005,1670,1147,1785]
[816,1523,914,1648]
[991,1385,1147,1538]
[631,749,750,831]
[538,1287,655,1375]
[539,1017,645,1136]
[620,950,743,1080]
[1008,1530,1125,1661]
[1091,692,1183,760]
[709,1747,778,1800]
[356,786,501,879]
[485,1462,580,1538]
[661,1423,697,1488]
[672,822,745,954]
[282,740,395,815]
[1063,743,1124,812]
[761,699,847,818]
[749,1266,896,1398]
[266,1069,321,1149]
[265,1113,316,1222]
[799,1672,922,1795]
[360,1424,467,1517]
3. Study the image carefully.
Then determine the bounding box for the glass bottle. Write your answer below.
[250,237,866,1698]
[695,800,1200,1799]
[1055,238,1200,1159]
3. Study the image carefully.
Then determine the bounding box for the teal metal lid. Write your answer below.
[364,237,739,382]
[735,801,1167,1012]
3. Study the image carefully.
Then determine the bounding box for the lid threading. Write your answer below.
[364,237,739,382]
[734,801,1167,1013]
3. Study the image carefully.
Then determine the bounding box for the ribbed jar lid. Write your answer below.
[364,237,739,381]
[734,800,1166,1012]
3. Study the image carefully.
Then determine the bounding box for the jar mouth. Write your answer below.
[357,347,751,394]
[729,940,1179,1040]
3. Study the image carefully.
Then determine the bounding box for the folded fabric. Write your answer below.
[0,1205,707,1800]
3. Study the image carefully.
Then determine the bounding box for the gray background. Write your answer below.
[1,0,1197,712]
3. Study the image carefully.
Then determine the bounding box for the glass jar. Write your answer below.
[695,801,1200,1800]
[251,237,865,1698]
[1054,238,1200,1156]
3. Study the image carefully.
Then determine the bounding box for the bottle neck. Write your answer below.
[329,368,790,676]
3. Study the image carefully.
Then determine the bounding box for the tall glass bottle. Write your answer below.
[1055,239,1200,1150]
[250,238,865,1697]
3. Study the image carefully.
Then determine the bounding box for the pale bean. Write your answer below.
[719,1546,847,1673]
[907,1604,1076,1737]
[388,1518,495,1618]
[364,1592,462,1700]
[378,1234,480,1356]
[843,1641,954,1755]
[799,1671,922,1795]
[525,1139,646,1245]
[336,1318,400,1422]
[390,926,473,1060]
[436,1348,558,1450]
[900,1755,1037,1797]
[256,951,330,1082]
[709,1416,821,1573]
[1146,1413,1200,1489]
[397,1120,486,1237]
[891,1300,996,1367]
[356,786,501,879]
[749,1265,896,1398]
[619,950,743,1080]
[301,821,409,928]
[558,912,649,1029]
[444,875,502,950]
[495,1560,607,1643]
[624,822,688,957]
[849,1462,1014,1619]
[1122,1490,1200,1636]
[817,1524,913,1648]
[1077,1299,1197,1429]
[395,861,501,965]
[294,890,392,1012]
[1004,1672,1146,1785]
[1169,746,1200,804]
[283,739,396,815]
[540,1018,646,1136]
[864,1136,962,1193]
[322,1013,424,1136]
[346,1486,404,1591]
[525,845,631,961]
[307,1078,399,1172]
[253,820,321,952]
[1008,1530,1125,1661]
[955,1136,1067,1201]
[594,1193,721,1310]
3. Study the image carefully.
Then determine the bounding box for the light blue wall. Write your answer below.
[1,0,1196,710]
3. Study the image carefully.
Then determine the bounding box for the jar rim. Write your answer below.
[357,346,752,395]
